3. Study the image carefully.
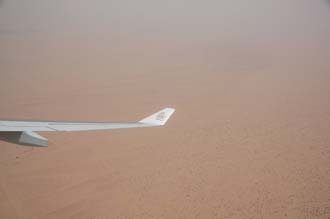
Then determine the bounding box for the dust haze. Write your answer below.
[1,0,330,218]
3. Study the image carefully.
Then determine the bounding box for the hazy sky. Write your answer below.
[1,0,330,44]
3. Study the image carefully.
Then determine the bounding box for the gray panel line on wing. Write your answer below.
[46,126,59,131]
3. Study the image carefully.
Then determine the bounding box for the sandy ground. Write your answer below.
[1,0,330,218]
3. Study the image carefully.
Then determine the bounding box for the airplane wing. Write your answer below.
[0,108,175,146]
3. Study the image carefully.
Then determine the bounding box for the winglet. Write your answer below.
[139,108,175,126]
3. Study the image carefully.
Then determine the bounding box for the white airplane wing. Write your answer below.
[0,108,175,146]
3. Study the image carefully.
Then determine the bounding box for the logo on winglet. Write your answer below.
[156,112,166,121]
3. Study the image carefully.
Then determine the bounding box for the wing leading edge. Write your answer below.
[0,108,175,146]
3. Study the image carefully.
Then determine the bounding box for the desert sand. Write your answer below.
[1,0,330,218]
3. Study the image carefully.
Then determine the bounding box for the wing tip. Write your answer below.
[139,107,175,126]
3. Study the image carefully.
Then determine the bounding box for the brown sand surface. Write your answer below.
[1,0,330,218]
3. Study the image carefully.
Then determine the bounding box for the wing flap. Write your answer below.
[47,123,151,131]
